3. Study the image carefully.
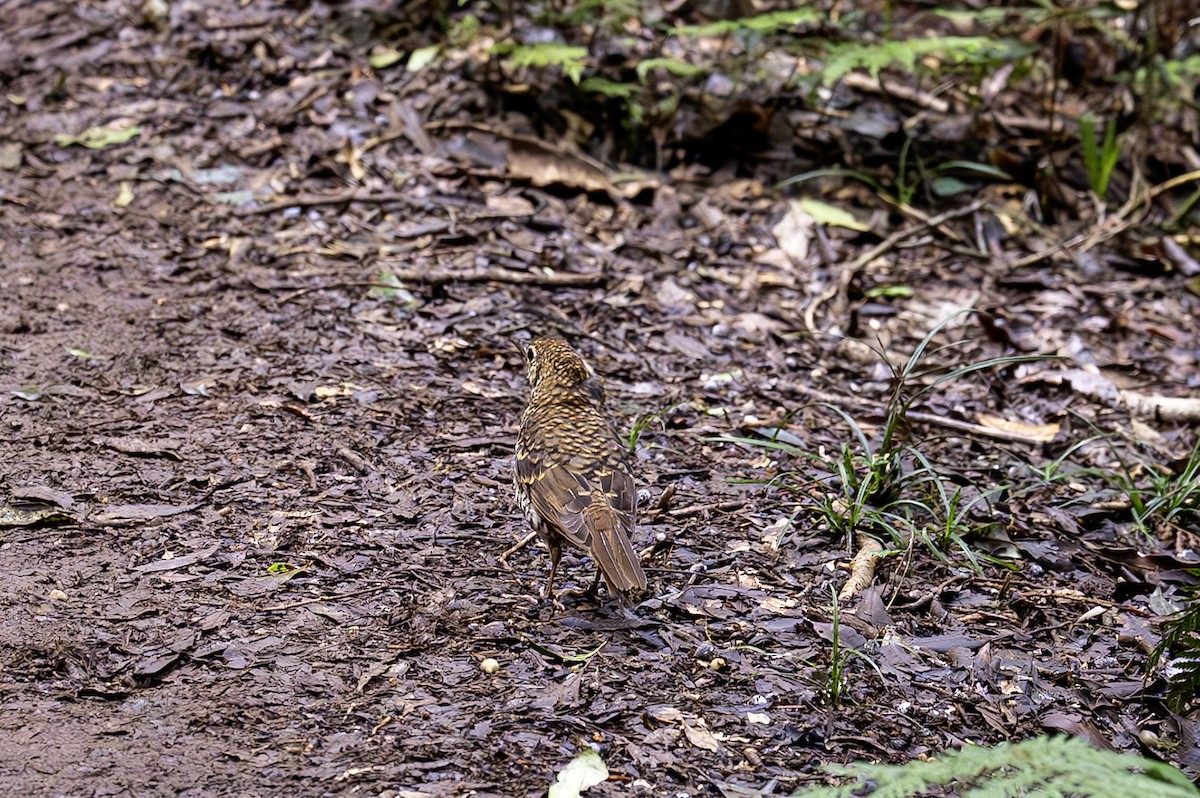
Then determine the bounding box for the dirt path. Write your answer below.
[3,2,1198,796]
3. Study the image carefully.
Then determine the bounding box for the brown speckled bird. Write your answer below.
[514,338,647,601]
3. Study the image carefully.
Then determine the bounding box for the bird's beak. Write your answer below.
[510,335,530,360]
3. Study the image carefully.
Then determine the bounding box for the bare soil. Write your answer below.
[2,2,1198,796]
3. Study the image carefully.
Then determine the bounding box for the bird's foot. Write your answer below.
[535,585,566,616]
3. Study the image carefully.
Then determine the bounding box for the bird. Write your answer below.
[513,337,648,602]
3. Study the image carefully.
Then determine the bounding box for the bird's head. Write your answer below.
[522,337,597,395]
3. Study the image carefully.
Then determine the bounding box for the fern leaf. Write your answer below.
[792,735,1200,798]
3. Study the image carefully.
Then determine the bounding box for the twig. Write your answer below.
[806,198,988,333]
[372,266,608,288]
[847,197,990,274]
[277,268,606,304]
[905,411,1054,444]
[237,190,488,217]
[1004,168,1200,271]
[499,530,539,565]
[237,190,422,216]
[668,500,747,518]
[258,583,394,611]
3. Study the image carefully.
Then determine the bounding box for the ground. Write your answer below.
[2,2,1199,797]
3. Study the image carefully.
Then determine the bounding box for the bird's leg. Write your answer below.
[542,542,561,601]
[499,530,539,566]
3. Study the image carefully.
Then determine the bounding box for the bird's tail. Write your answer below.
[583,503,648,595]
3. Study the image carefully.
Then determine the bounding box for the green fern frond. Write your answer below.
[670,9,822,37]
[792,735,1198,798]
[821,36,1037,84]
[1153,568,1200,711]
[635,57,708,82]
[579,76,637,98]
[497,43,589,84]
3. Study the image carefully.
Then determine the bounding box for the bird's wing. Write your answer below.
[517,457,595,548]
[517,458,646,593]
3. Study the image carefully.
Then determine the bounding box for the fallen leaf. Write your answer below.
[840,535,884,600]
[0,501,75,529]
[547,749,608,798]
[213,190,254,206]
[370,48,403,69]
[54,120,141,149]
[0,141,22,170]
[113,181,135,207]
[682,720,721,752]
[189,165,242,185]
[799,197,870,231]
[507,142,613,194]
[98,503,201,522]
[133,543,220,572]
[975,414,1060,443]
[770,199,814,265]
[647,706,683,722]
[11,485,75,510]
[96,436,182,459]
[407,45,440,72]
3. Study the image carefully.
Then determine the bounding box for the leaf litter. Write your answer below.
[1,0,1198,796]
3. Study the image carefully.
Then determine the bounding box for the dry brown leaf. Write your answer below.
[507,142,613,195]
[839,536,884,601]
[681,720,721,752]
[485,193,536,216]
[975,413,1061,443]
[769,199,814,266]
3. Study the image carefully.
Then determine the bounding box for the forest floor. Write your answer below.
[1,2,1198,797]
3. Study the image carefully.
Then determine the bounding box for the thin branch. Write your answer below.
[276,268,607,303]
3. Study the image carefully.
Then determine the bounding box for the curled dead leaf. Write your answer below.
[975,413,1060,443]
[839,535,884,601]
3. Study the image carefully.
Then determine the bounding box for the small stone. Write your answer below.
[142,0,169,29]
[480,657,500,674]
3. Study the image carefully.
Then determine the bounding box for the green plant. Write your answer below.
[668,8,822,37]
[1019,434,1109,485]
[823,585,882,705]
[1152,570,1200,712]
[718,313,1046,567]
[625,403,682,452]
[819,35,1037,85]
[492,42,589,83]
[1080,113,1121,199]
[826,584,848,705]
[556,0,640,31]
[1087,436,1200,538]
[791,734,1199,797]
[1131,438,1200,535]
[891,449,1009,568]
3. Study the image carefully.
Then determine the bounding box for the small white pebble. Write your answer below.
[480,658,500,675]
